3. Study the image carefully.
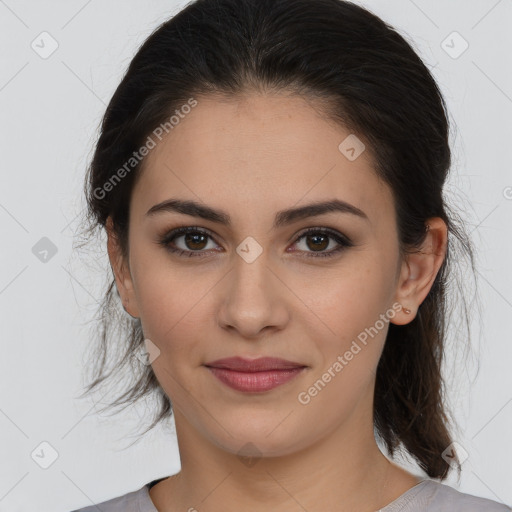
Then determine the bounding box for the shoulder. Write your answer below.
[69,482,155,512]
[401,480,511,512]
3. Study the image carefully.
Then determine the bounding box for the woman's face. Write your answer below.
[110,92,414,457]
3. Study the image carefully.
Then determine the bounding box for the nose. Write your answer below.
[217,249,290,339]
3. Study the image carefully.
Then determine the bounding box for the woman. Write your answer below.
[72,0,511,510]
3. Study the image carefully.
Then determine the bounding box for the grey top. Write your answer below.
[71,478,511,511]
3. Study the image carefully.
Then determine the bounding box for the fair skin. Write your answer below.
[107,91,447,512]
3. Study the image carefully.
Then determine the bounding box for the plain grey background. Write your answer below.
[0,1,511,511]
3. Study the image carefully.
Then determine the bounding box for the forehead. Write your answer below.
[132,92,394,226]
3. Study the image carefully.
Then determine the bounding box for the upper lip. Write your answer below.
[204,356,306,372]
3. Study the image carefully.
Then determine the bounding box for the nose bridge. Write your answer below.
[234,239,268,288]
[218,240,287,336]
[231,241,272,310]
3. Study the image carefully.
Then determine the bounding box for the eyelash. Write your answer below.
[157,226,354,259]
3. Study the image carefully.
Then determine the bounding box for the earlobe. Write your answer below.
[390,218,447,325]
[106,216,140,318]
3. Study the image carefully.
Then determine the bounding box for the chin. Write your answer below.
[207,422,310,460]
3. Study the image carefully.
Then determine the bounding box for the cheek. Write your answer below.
[302,258,397,394]
[132,248,195,342]
[130,253,215,356]
[311,257,394,333]
[295,268,394,420]
[131,259,208,403]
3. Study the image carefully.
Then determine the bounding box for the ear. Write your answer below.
[106,216,140,318]
[390,217,447,325]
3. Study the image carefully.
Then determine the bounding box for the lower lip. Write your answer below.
[205,366,306,392]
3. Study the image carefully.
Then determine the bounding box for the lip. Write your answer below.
[204,356,306,371]
[204,357,307,393]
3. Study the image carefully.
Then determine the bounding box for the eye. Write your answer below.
[157,226,353,258]
[289,227,353,258]
[158,226,220,258]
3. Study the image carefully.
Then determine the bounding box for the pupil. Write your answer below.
[308,234,328,251]
[185,233,207,250]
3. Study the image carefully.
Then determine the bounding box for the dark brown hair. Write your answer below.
[77,0,478,480]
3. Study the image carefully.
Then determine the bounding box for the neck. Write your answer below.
[151,407,419,512]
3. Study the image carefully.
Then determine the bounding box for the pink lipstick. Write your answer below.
[204,356,307,392]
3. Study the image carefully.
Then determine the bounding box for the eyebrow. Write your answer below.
[145,198,369,228]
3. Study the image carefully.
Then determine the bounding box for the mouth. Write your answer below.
[204,356,306,372]
[203,356,308,393]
